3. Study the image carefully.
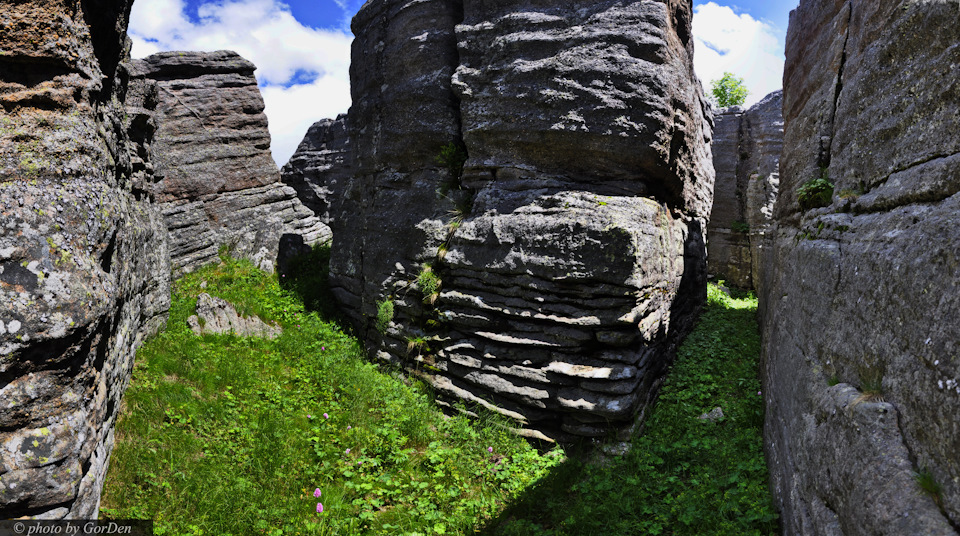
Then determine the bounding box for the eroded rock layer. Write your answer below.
[0,0,170,519]
[761,1,960,533]
[128,51,331,273]
[707,91,782,289]
[281,114,352,226]
[328,0,713,442]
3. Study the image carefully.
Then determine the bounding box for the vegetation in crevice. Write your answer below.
[797,168,834,211]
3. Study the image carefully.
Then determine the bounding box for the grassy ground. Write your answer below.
[482,284,779,535]
[100,249,778,535]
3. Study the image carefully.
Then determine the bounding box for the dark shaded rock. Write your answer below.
[281,114,352,225]
[707,91,782,289]
[761,1,960,533]
[0,0,170,519]
[187,293,280,339]
[126,51,331,273]
[329,0,713,442]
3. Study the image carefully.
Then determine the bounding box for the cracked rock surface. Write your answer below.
[760,1,960,533]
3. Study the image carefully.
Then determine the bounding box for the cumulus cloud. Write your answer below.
[692,2,785,107]
[129,0,352,166]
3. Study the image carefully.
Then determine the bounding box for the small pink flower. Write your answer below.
[313,488,321,498]
[307,414,312,419]
[345,448,351,454]
[322,346,326,351]
[488,447,493,453]
[323,413,329,419]
[346,426,352,430]
[316,502,323,513]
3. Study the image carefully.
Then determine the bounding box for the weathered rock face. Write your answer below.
[281,114,352,226]
[707,91,782,289]
[328,0,713,442]
[761,1,960,533]
[187,293,281,339]
[0,0,170,519]
[127,51,331,273]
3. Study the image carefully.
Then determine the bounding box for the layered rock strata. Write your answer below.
[761,1,960,533]
[328,0,713,442]
[281,114,352,226]
[707,91,782,289]
[0,0,170,519]
[127,51,331,273]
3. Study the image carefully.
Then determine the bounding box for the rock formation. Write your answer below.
[187,293,281,339]
[127,51,331,273]
[325,0,713,442]
[0,0,170,519]
[707,91,782,289]
[761,1,960,533]
[281,114,352,226]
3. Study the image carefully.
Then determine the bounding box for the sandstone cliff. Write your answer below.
[0,0,170,519]
[127,51,331,273]
[707,91,781,289]
[761,1,960,533]
[325,0,713,442]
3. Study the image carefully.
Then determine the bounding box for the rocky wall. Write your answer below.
[0,0,170,519]
[327,0,713,443]
[127,51,331,274]
[281,114,352,226]
[707,91,782,289]
[761,1,960,533]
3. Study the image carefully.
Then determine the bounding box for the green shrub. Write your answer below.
[376,299,394,334]
[417,264,441,298]
[435,142,467,182]
[797,172,834,211]
[710,72,749,107]
[731,221,750,234]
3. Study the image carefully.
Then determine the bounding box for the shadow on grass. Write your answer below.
[278,242,351,329]
[472,292,779,536]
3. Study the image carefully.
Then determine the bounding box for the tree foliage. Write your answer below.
[711,72,750,108]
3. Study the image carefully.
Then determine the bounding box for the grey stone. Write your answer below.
[281,114,352,226]
[761,1,960,533]
[126,51,331,274]
[707,91,782,289]
[0,0,170,519]
[323,0,713,443]
[187,293,281,339]
[698,407,724,422]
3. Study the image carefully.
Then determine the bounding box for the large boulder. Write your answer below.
[127,51,331,273]
[325,0,713,442]
[761,1,960,533]
[707,91,782,289]
[0,0,170,519]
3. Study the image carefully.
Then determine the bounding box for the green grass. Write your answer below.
[480,284,779,535]
[100,248,563,535]
[101,249,778,536]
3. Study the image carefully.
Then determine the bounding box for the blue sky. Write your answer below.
[130,0,799,166]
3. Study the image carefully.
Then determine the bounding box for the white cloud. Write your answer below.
[129,0,352,166]
[692,2,785,107]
